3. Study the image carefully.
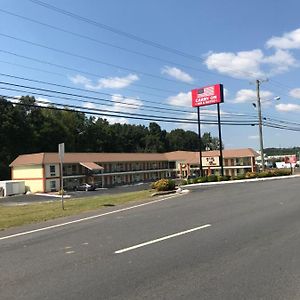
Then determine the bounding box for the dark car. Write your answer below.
[74,183,96,191]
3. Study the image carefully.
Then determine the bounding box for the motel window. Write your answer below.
[72,165,76,173]
[50,165,56,176]
[50,180,56,191]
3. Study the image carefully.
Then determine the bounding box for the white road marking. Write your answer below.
[115,224,211,254]
[0,194,180,241]
[65,251,75,254]
[82,242,89,245]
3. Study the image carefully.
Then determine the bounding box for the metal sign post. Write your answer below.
[217,103,224,176]
[58,143,65,210]
[197,107,203,177]
[192,84,224,177]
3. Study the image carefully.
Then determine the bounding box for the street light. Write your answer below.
[255,79,280,171]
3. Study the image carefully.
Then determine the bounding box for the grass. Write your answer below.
[0,190,153,230]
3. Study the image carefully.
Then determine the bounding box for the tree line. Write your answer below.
[0,96,221,180]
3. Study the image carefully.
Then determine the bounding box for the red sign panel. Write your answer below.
[285,155,297,163]
[191,84,224,107]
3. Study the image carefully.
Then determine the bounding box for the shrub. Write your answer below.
[192,177,199,184]
[218,175,230,181]
[232,174,246,180]
[197,176,208,183]
[207,175,218,182]
[152,179,176,191]
[256,171,272,178]
[245,172,257,179]
[271,169,291,176]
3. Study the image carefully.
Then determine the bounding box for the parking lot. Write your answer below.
[0,182,151,206]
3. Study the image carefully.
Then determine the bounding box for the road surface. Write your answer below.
[1,177,300,299]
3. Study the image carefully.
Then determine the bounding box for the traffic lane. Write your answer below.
[1,178,300,299]
[2,190,300,300]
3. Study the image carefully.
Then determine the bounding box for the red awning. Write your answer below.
[80,162,104,171]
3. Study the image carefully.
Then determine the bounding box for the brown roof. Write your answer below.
[10,148,258,167]
[10,152,167,167]
[165,148,259,164]
[80,162,104,170]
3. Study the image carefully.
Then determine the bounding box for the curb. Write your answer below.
[183,174,300,188]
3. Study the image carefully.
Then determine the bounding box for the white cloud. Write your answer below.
[36,97,52,107]
[204,49,265,79]
[161,66,194,83]
[266,28,300,49]
[99,74,139,89]
[233,89,273,104]
[167,91,191,107]
[82,94,143,124]
[262,49,296,74]
[289,88,300,99]
[204,48,296,79]
[70,74,139,90]
[275,103,300,112]
[248,135,259,140]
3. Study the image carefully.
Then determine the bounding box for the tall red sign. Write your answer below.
[191,84,224,107]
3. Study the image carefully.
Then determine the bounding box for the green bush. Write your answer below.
[152,179,176,191]
[256,171,272,178]
[197,176,208,183]
[207,175,218,182]
[232,174,246,180]
[218,175,231,181]
[271,169,291,176]
[192,177,199,184]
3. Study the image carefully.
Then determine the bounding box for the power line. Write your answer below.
[28,0,201,61]
[3,94,300,131]
[0,83,258,123]
[0,73,259,119]
[0,8,217,77]
[27,0,260,80]
[2,95,258,126]
[0,78,258,121]
[0,58,165,99]
[0,49,182,95]
[0,33,195,87]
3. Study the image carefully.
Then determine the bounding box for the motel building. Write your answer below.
[10,148,258,193]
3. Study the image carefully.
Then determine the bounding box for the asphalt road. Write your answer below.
[1,177,300,299]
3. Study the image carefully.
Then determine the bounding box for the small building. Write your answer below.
[10,148,258,193]
[0,180,25,197]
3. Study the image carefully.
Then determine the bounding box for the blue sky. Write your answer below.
[1,0,300,149]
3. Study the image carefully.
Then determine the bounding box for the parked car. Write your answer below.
[74,183,96,191]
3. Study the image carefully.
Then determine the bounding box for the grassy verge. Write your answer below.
[0,190,153,230]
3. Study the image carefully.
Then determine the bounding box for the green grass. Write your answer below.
[0,190,153,230]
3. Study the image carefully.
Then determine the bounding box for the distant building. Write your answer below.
[10,148,258,193]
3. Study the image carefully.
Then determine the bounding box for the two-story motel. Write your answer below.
[10,148,258,193]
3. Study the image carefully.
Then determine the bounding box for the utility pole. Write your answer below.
[256,79,265,172]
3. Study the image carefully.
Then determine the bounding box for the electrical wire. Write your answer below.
[0,33,196,87]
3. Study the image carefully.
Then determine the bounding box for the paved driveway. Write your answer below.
[0,182,152,205]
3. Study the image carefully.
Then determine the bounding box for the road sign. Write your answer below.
[191,84,224,107]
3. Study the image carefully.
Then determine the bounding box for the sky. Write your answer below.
[1,0,300,150]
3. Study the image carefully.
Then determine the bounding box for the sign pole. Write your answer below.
[58,143,65,210]
[217,103,224,176]
[197,107,203,177]
[191,84,224,178]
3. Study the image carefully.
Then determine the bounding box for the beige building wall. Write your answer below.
[12,165,44,193]
[44,163,60,178]
[45,178,60,192]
